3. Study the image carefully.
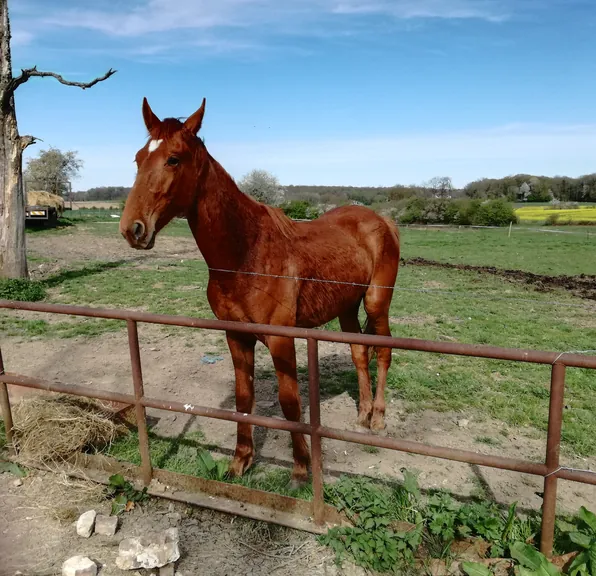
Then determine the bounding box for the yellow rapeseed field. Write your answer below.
[515,205,596,222]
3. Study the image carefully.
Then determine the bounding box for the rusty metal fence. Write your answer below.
[1,299,596,557]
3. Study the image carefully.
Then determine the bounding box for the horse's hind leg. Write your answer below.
[364,284,395,432]
[339,305,373,429]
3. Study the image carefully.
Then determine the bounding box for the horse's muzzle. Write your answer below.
[121,219,156,250]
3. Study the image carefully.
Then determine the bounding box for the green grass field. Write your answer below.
[30,218,596,275]
[7,220,596,459]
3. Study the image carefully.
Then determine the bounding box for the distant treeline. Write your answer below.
[464,174,596,203]
[285,183,460,206]
[72,186,131,202]
[75,173,596,205]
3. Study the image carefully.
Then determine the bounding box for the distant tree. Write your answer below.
[24,147,83,196]
[518,182,531,202]
[426,176,453,198]
[237,169,285,206]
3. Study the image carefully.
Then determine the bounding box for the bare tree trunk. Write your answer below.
[0,99,28,278]
[0,0,27,278]
[0,0,115,279]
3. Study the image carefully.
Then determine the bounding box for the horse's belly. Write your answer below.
[295,282,365,327]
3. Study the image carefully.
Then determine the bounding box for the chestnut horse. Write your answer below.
[120,98,400,484]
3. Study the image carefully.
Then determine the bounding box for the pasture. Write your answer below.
[2,220,595,517]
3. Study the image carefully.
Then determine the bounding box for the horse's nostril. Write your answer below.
[133,221,145,240]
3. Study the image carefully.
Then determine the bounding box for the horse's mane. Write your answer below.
[148,117,191,140]
[264,205,297,240]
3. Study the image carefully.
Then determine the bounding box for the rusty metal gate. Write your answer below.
[1,299,596,557]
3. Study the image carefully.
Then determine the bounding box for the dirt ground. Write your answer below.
[0,468,337,576]
[27,223,202,279]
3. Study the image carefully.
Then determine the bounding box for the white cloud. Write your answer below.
[332,0,508,21]
[40,0,512,38]
[67,123,596,190]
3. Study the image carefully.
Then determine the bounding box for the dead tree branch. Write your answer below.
[9,67,116,93]
[19,135,42,150]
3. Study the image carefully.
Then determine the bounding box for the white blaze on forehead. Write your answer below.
[148,139,163,153]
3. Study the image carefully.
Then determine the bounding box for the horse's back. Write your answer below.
[296,204,400,261]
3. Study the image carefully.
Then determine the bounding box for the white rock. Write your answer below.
[94,514,118,536]
[116,527,180,570]
[76,510,96,538]
[12,478,23,487]
[457,419,469,428]
[62,555,97,576]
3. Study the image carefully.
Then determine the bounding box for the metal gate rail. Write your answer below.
[1,299,596,557]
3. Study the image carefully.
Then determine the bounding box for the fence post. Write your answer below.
[307,338,325,525]
[0,347,15,455]
[127,320,153,486]
[540,362,566,557]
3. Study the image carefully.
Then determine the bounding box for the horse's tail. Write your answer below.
[363,317,377,364]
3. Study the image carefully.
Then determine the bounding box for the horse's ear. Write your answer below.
[183,98,206,135]
[142,97,161,135]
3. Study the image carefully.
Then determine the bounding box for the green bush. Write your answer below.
[397,198,517,227]
[281,200,321,220]
[0,278,46,302]
[472,199,519,227]
[399,197,428,224]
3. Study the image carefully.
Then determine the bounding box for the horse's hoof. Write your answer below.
[370,415,386,433]
[356,415,372,429]
[354,424,372,435]
[289,476,309,491]
[228,455,252,478]
[289,466,309,490]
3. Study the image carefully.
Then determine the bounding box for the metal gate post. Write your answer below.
[127,320,153,486]
[308,338,325,525]
[540,362,566,557]
[0,347,15,455]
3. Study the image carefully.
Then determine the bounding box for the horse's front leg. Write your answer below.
[226,330,257,477]
[268,335,310,486]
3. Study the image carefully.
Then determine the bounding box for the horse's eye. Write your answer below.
[167,156,180,166]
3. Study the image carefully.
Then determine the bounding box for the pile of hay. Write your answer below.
[27,190,65,216]
[12,394,125,464]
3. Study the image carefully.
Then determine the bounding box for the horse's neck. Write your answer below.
[188,155,265,269]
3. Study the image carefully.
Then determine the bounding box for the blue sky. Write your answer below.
[10,0,596,191]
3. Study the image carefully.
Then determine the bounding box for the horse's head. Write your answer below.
[120,97,208,249]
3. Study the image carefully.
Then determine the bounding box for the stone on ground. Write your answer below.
[116,527,180,570]
[94,514,118,536]
[76,510,96,538]
[62,555,97,576]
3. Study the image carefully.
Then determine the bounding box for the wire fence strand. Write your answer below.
[207,266,596,311]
